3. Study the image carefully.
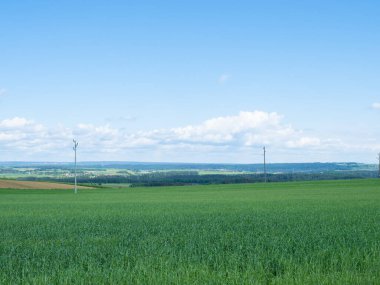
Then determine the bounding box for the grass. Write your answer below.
[0,179,379,284]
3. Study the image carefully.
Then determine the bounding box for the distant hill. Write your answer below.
[0,161,376,173]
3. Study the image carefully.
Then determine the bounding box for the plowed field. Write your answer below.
[0,180,90,189]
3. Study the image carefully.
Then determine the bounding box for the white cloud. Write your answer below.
[0,117,33,128]
[218,74,230,84]
[372,102,380,109]
[286,137,321,148]
[166,111,285,145]
[0,111,378,162]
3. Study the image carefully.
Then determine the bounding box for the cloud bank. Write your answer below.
[0,111,377,162]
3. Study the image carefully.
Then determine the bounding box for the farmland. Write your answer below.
[0,179,379,284]
[0,162,378,187]
[0,179,91,189]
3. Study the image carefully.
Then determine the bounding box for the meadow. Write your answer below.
[0,179,379,284]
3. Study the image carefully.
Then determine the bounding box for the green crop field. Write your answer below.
[0,179,379,284]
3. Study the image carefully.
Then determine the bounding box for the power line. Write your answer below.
[73,139,78,194]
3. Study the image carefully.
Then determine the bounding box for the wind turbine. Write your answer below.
[73,139,79,194]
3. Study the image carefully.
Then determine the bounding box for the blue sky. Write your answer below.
[0,1,379,163]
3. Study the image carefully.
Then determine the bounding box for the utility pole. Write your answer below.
[73,139,78,194]
[263,146,267,183]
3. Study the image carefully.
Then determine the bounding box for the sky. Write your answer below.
[0,0,379,163]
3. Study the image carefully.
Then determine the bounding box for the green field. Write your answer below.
[1,180,379,284]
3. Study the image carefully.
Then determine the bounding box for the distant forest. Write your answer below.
[0,161,376,172]
[19,171,380,187]
[1,161,377,187]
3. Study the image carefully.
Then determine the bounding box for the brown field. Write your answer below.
[0,180,92,189]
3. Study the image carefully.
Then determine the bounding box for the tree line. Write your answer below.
[18,170,378,187]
